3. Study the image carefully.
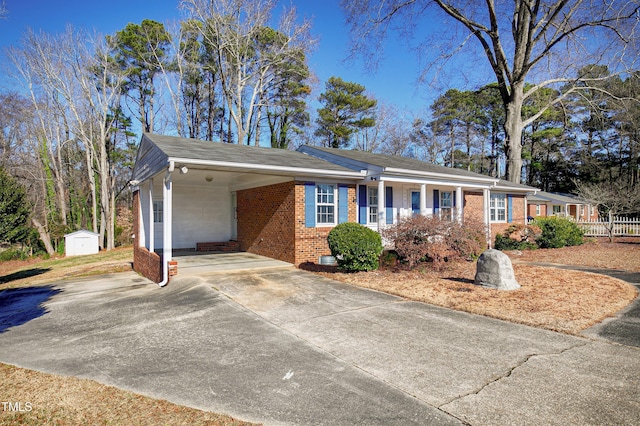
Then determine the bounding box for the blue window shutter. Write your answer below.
[433,190,440,214]
[507,195,513,223]
[385,186,393,224]
[338,184,348,224]
[453,191,456,207]
[305,182,316,228]
[358,185,367,224]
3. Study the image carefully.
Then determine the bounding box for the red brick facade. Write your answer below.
[463,191,526,241]
[237,180,297,264]
[237,181,357,266]
[132,190,163,283]
[293,183,357,265]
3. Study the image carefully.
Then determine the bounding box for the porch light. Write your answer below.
[205,175,213,182]
[180,166,189,174]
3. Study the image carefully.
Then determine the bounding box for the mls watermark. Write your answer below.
[2,402,32,412]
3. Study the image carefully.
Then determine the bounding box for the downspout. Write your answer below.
[158,161,174,287]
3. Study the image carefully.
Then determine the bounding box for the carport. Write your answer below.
[172,251,292,275]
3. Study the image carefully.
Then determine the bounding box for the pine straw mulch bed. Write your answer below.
[310,240,639,335]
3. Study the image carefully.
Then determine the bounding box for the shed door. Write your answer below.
[75,237,91,254]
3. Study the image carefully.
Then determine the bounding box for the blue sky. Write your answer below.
[0,0,478,115]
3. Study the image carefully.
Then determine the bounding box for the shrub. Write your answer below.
[327,222,383,272]
[532,216,584,248]
[494,224,540,250]
[382,215,487,270]
[0,248,29,261]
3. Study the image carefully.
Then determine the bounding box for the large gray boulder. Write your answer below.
[474,249,521,290]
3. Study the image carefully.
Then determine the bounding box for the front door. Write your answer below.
[411,191,420,215]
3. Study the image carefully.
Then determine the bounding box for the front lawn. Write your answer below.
[313,240,639,334]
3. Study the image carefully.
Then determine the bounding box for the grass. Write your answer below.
[0,364,254,425]
[0,247,133,288]
[0,240,638,424]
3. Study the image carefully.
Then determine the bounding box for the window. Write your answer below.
[552,205,562,215]
[368,187,378,223]
[580,205,585,217]
[490,194,506,222]
[153,200,163,223]
[316,184,336,225]
[440,191,453,221]
[535,204,541,216]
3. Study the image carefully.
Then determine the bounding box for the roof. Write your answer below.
[528,191,592,204]
[132,134,364,182]
[64,230,99,238]
[298,146,538,191]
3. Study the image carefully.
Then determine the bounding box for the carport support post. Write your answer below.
[160,163,174,287]
[148,180,154,253]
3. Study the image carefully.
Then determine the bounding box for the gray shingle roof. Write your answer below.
[301,146,490,178]
[528,191,589,204]
[300,146,539,191]
[145,134,358,173]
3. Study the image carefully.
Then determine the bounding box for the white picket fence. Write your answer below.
[577,216,640,237]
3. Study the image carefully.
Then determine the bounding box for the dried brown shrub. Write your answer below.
[382,215,487,269]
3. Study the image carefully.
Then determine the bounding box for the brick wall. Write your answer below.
[132,190,162,283]
[237,181,297,264]
[463,192,484,223]
[293,183,357,265]
[237,181,357,266]
[528,203,548,218]
[463,191,526,241]
[490,194,526,237]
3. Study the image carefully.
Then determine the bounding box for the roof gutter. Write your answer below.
[158,161,174,288]
[170,157,365,179]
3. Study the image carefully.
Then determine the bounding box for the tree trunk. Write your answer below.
[503,84,525,183]
[32,218,54,255]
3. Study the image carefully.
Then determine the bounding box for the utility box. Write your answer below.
[64,230,100,256]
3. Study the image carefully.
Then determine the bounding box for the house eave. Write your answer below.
[169,157,366,180]
[382,167,500,184]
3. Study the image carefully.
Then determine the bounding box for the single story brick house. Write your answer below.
[526,191,598,221]
[131,134,538,284]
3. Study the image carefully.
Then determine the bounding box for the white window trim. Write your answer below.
[490,193,507,223]
[535,204,541,216]
[440,191,453,220]
[316,184,337,226]
[153,200,163,223]
[368,186,378,224]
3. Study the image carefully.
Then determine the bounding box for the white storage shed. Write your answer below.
[64,230,100,256]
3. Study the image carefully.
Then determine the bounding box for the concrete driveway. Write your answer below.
[0,267,638,425]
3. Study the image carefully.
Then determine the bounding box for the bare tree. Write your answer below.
[576,180,640,241]
[7,27,126,250]
[180,0,315,145]
[343,0,640,183]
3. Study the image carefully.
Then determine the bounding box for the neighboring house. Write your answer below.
[131,134,538,283]
[526,191,598,221]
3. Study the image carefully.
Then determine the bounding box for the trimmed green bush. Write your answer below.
[532,216,584,248]
[327,222,383,272]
